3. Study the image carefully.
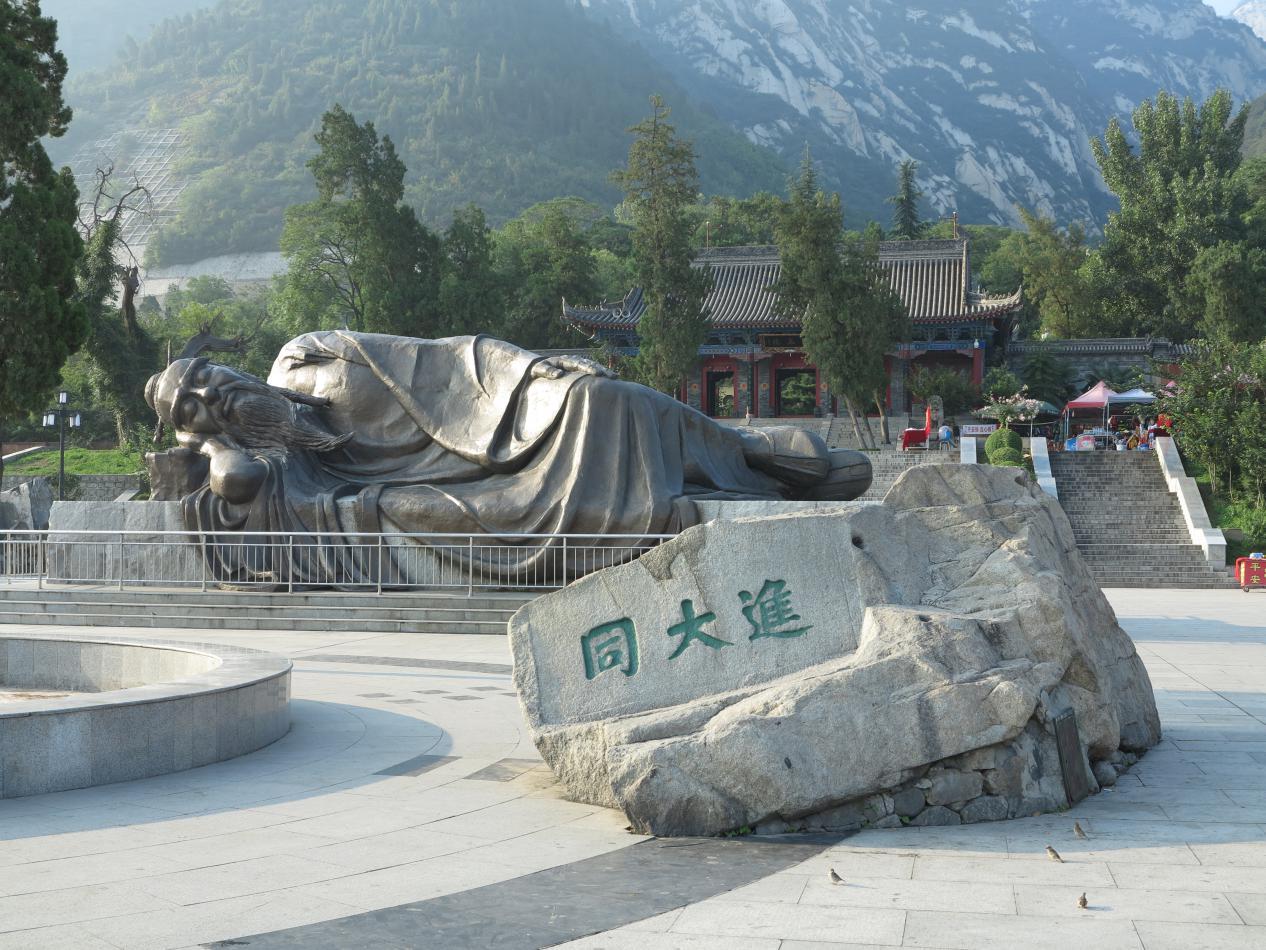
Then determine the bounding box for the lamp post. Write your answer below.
[42,390,81,501]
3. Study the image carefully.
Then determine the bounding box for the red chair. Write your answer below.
[901,406,933,451]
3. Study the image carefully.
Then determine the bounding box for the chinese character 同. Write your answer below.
[667,599,730,659]
[581,619,639,680]
[739,580,812,640]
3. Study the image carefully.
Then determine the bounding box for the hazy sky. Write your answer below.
[1206,0,1242,14]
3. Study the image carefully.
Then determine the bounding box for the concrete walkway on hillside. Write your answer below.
[0,590,1263,949]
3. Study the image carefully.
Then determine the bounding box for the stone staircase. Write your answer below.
[0,585,536,634]
[857,448,958,502]
[825,416,911,450]
[1048,452,1237,589]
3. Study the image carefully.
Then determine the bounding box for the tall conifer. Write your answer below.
[611,96,711,394]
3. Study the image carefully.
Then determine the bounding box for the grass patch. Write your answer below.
[6,447,144,477]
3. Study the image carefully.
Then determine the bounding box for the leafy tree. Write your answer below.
[278,105,442,337]
[151,278,287,381]
[1090,90,1255,339]
[690,192,783,247]
[1019,350,1077,405]
[493,201,598,349]
[887,160,925,241]
[992,208,1095,338]
[1185,241,1266,343]
[0,0,86,472]
[906,365,978,416]
[982,366,1022,400]
[774,150,907,446]
[1157,340,1255,500]
[69,216,160,448]
[611,96,711,393]
[440,204,500,337]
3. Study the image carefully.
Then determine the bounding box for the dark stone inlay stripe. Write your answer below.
[208,834,838,949]
[374,753,458,777]
[301,654,512,675]
[465,758,543,782]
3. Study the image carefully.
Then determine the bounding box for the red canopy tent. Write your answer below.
[1063,381,1118,441]
[1065,380,1118,411]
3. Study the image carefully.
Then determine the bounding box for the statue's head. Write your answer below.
[145,358,347,454]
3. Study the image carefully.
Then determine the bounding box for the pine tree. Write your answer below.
[610,95,711,393]
[279,105,442,336]
[775,149,907,445]
[0,0,87,475]
[888,159,925,240]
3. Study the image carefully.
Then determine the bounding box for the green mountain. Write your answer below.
[53,0,790,266]
[40,0,208,77]
[1245,91,1266,155]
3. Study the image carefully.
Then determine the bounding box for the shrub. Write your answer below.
[984,428,1022,460]
[990,447,1025,467]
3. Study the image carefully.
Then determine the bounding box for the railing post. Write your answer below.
[466,536,474,598]
[38,532,44,591]
[560,535,568,590]
[118,532,125,591]
[287,534,295,594]
[376,535,383,595]
[200,532,207,592]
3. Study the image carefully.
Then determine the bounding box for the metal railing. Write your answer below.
[0,529,673,596]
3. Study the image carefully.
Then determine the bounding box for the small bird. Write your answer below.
[1074,821,1088,839]
[828,868,844,884]
[1045,845,1064,863]
[1077,892,1088,909]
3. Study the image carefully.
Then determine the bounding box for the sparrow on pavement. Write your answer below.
[1077,893,1088,909]
[1046,845,1064,863]
[828,868,844,884]
[1074,821,1088,839]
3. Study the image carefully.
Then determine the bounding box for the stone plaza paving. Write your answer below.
[0,588,1263,949]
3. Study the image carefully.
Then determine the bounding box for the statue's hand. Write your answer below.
[175,431,264,504]
[532,355,618,380]
[176,430,244,456]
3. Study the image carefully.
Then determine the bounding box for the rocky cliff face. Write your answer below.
[1234,1,1266,41]
[580,0,1266,227]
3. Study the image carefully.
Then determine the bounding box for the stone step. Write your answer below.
[1091,579,1240,589]
[0,585,538,633]
[0,596,521,624]
[1076,545,1203,555]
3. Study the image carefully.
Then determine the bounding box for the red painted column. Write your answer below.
[971,346,985,387]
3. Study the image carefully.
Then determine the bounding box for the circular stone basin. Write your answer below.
[0,634,291,799]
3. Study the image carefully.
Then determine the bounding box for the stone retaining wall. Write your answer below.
[2,474,141,501]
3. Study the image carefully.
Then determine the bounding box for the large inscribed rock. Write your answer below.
[510,464,1160,836]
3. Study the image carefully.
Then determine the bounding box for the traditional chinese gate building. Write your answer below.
[562,239,1022,418]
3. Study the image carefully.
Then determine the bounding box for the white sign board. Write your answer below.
[961,424,997,436]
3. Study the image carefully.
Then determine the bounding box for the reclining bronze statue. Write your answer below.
[145,331,871,585]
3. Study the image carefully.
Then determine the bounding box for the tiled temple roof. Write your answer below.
[563,240,1022,333]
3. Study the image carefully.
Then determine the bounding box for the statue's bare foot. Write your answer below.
[739,427,831,487]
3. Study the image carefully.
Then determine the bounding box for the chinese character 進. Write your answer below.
[667,598,731,659]
[739,580,812,640]
[581,619,639,680]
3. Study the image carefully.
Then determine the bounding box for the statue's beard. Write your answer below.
[218,380,349,455]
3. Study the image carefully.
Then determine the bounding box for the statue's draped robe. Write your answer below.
[183,332,785,586]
